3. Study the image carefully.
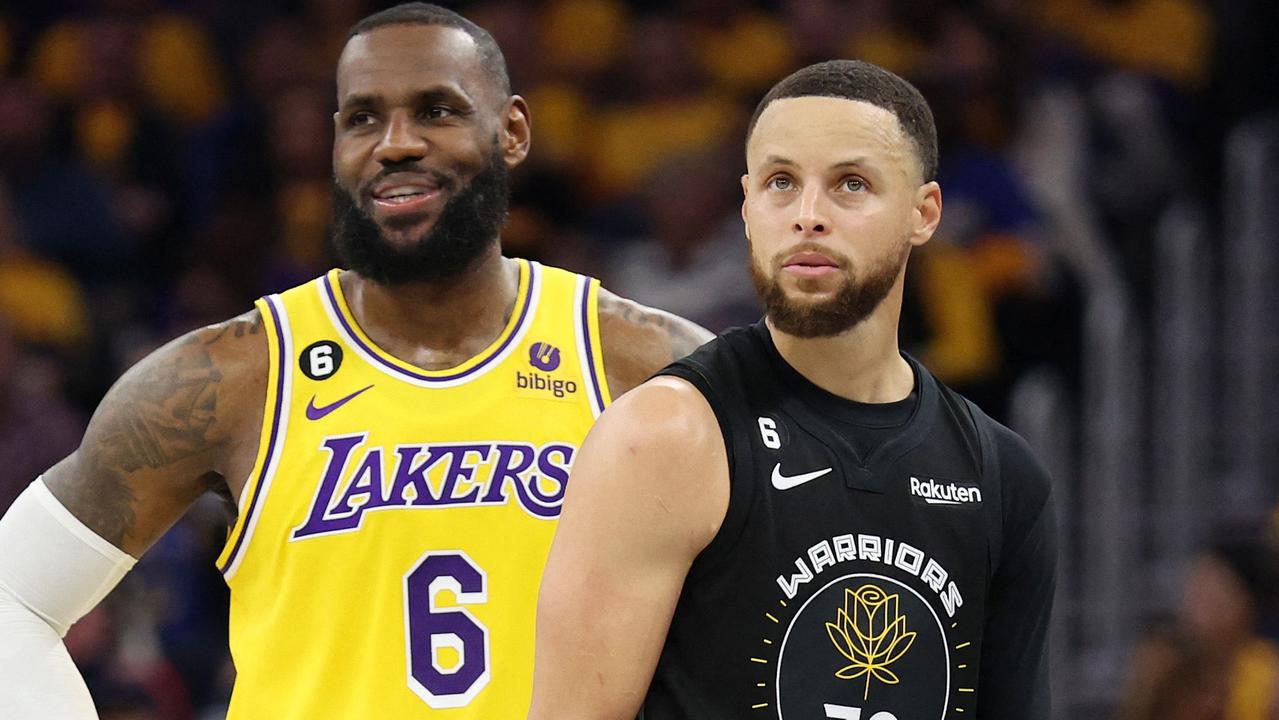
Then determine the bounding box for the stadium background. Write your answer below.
[0,0,1276,717]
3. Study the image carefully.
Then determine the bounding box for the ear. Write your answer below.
[501,95,532,168]
[740,174,751,238]
[909,181,942,247]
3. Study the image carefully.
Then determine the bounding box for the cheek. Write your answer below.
[332,139,366,184]
[443,127,493,166]
[743,198,790,236]
[836,202,904,242]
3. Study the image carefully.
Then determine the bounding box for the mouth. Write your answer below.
[781,250,841,278]
[367,174,447,219]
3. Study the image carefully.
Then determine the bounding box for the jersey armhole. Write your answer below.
[657,362,754,579]
[215,295,293,580]
[962,397,1005,581]
[575,275,612,417]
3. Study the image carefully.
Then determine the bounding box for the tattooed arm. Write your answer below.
[41,309,268,556]
[0,310,267,718]
[597,289,714,398]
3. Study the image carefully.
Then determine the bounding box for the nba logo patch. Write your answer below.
[529,342,561,372]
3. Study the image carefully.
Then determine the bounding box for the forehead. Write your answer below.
[746,97,912,174]
[336,24,491,104]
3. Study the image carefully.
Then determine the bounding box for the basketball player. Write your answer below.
[0,5,710,719]
[531,60,1057,720]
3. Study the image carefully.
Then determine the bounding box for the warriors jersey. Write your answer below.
[647,321,1056,720]
[214,260,610,718]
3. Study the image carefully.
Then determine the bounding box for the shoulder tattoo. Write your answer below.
[55,311,262,546]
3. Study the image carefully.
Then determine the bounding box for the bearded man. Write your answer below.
[531,59,1057,720]
[0,4,709,719]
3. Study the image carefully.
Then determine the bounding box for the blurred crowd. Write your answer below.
[1116,526,1279,720]
[0,0,1275,717]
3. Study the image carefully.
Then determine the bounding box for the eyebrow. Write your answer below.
[338,87,475,112]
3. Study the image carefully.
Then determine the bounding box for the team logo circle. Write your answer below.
[776,574,949,720]
[300,340,343,380]
[529,342,561,372]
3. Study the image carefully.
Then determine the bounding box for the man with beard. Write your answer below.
[531,60,1057,720]
[0,4,710,719]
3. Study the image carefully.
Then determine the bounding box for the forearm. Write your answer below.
[0,479,137,719]
[0,585,98,719]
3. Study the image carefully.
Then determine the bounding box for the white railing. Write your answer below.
[1148,200,1213,606]
[1220,116,1279,518]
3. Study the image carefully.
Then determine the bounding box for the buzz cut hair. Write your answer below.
[347,2,511,97]
[747,60,939,182]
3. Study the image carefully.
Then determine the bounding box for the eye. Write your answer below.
[346,111,376,128]
[766,175,794,191]
[840,176,867,192]
[425,105,456,120]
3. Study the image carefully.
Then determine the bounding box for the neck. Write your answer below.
[339,245,519,370]
[766,285,913,404]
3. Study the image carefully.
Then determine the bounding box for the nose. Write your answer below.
[792,184,830,236]
[372,110,428,165]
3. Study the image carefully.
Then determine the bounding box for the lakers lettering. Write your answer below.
[291,433,573,539]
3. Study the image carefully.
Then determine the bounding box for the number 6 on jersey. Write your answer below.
[404,551,491,708]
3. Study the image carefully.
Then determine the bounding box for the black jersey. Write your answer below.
[645,321,1056,720]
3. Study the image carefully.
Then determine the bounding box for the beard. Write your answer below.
[749,240,909,338]
[330,147,510,285]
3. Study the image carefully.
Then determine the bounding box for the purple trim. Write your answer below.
[220,297,288,574]
[324,266,536,383]
[579,276,606,412]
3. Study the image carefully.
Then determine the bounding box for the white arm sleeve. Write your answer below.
[0,477,137,719]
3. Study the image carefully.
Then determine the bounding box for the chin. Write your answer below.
[376,219,437,247]
[781,279,849,302]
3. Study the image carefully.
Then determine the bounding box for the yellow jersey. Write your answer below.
[215,260,610,718]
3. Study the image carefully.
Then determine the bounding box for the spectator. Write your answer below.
[0,312,86,513]
[1178,541,1279,719]
[602,148,759,331]
[0,78,125,282]
[583,13,737,199]
[1116,624,1226,720]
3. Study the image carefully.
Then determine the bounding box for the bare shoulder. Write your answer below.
[596,288,714,398]
[42,309,269,556]
[566,374,729,551]
[593,375,720,450]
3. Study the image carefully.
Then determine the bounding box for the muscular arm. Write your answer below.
[530,377,729,719]
[597,289,714,397]
[0,310,267,718]
[43,310,267,555]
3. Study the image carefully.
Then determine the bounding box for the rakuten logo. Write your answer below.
[909,476,983,506]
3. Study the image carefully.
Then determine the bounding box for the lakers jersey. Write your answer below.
[214,260,610,718]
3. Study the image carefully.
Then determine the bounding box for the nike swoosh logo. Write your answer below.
[306,384,374,421]
[770,464,834,490]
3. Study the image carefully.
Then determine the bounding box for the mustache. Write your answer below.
[772,241,853,269]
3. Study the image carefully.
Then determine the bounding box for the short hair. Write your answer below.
[747,60,938,182]
[347,3,511,97]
